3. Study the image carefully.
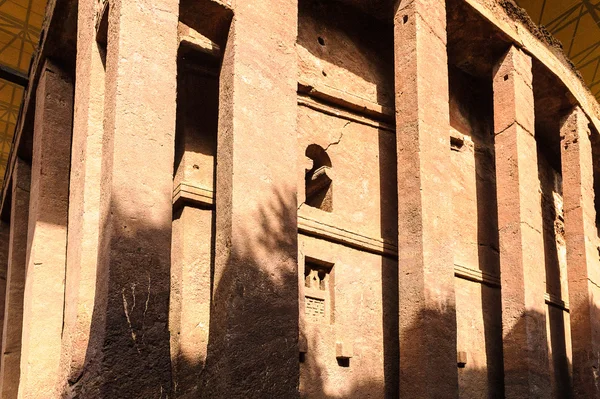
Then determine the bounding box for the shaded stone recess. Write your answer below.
[297,5,398,397]
[170,22,221,394]
[1,0,600,398]
[448,66,504,397]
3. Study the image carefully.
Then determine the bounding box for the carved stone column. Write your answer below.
[0,159,30,399]
[200,0,300,397]
[493,46,551,398]
[73,0,179,396]
[58,0,106,389]
[19,61,73,398]
[561,106,600,398]
[394,0,458,397]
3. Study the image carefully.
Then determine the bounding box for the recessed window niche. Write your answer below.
[305,144,333,212]
[304,258,333,324]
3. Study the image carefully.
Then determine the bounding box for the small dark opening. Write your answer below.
[403,15,408,24]
[318,36,325,46]
[504,74,509,81]
[337,358,350,368]
[450,135,465,151]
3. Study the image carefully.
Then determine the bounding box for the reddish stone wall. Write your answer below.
[1,0,600,398]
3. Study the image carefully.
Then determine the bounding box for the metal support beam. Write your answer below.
[0,65,27,87]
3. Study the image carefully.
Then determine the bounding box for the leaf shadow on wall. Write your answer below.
[61,197,174,399]
[56,186,589,398]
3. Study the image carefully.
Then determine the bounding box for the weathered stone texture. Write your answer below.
[537,148,572,399]
[296,106,397,247]
[561,106,600,398]
[59,0,106,392]
[73,0,179,396]
[298,236,398,398]
[493,46,551,398]
[199,0,300,397]
[173,71,218,200]
[0,222,8,378]
[394,0,458,397]
[295,3,398,396]
[455,279,504,397]
[297,0,394,111]
[169,46,219,397]
[1,0,600,398]
[170,206,212,397]
[19,61,73,399]
[448,66,504,396]
[0,160,30,399]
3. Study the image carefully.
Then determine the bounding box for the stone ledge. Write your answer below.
[172,186,399,258]
[298,215,398,258]
[298,80,395,123]
[298,94,395,133]
[545,292,569,312]
[454,263,501,287]
[173,182,214,208]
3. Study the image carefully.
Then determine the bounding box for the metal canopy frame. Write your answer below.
[517,0,600,99]
[0,0,43,177]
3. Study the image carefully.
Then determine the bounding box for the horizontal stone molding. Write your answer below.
[297,94,395,132]
[545,292,570,312]
[454,263,501,287]
[298,214,398,258]
[173,182,214,208]
[298,80,395,123]
[453,263,571,311]
[172,187,399,258]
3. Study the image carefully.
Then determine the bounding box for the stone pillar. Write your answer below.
[493,46,551,397]
[393,1,458,397]
[73,0,179,396]
[0,159,30,399]
[0,222,8,337]
[19,61,73,399]
[0,222,8,372]
[170,206,212,397]
[58,0,106,390]
[561,106,600,398]
[169,61,218,396]
[200,0,299,397]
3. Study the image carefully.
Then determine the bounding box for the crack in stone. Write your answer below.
[324,121,350,152]
[141,275,151,345]
[122,288,141,354]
